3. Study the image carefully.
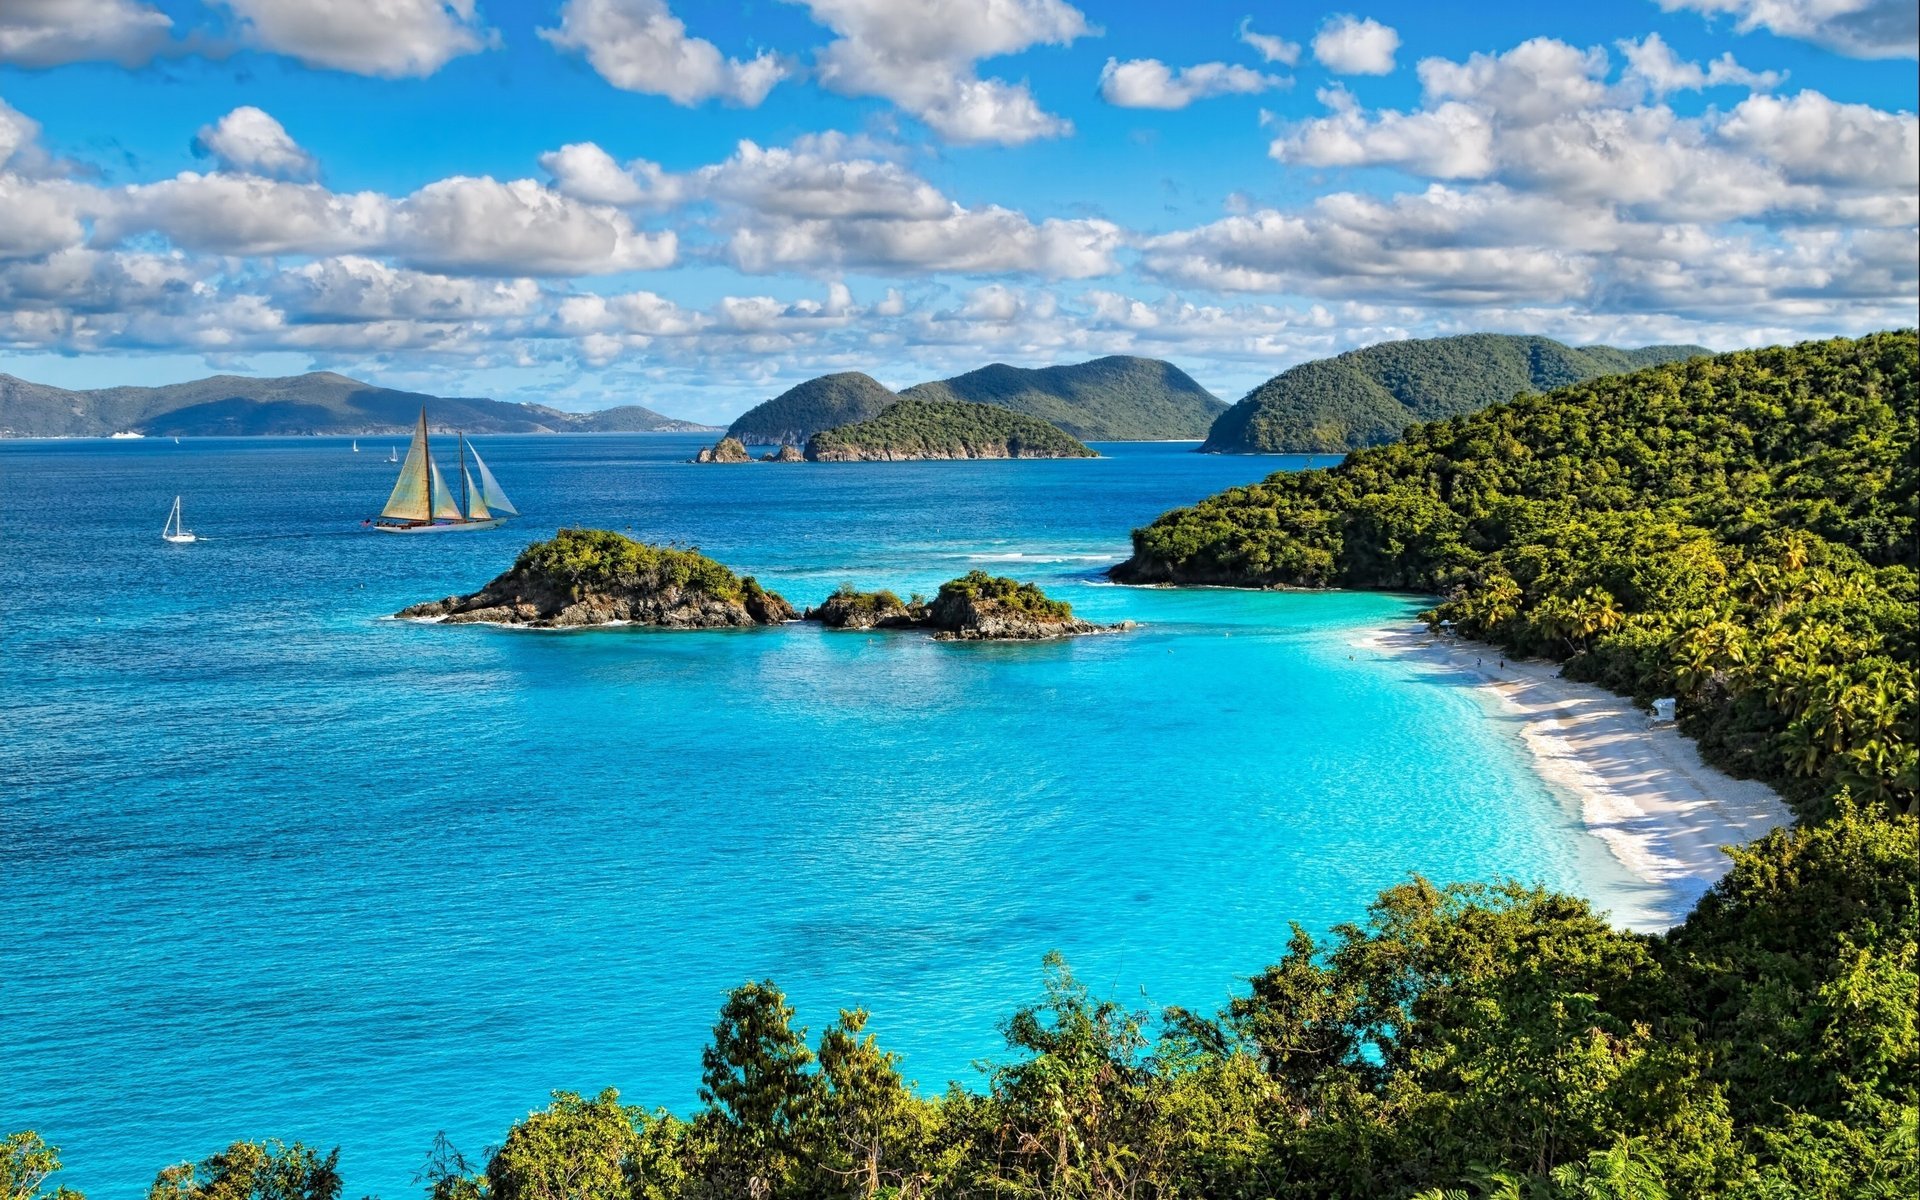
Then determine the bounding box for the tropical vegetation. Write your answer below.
[806,400,1096,460]
[1201,334,1709,455]
[513,528,762,605]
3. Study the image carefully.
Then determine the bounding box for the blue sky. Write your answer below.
[0,0,1914,422]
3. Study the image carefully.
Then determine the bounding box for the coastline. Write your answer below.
[1360,621,1793,930]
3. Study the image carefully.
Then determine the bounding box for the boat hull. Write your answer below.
[374,519,508,534]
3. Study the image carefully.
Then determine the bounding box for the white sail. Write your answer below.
[381,411,434,520]
[467,443,518,516]
[429,460,463,519]
[463,466,490,519]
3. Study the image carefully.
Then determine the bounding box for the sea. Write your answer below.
[0,433,1656,1196]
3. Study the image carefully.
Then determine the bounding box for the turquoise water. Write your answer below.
[0,435,1649,1196]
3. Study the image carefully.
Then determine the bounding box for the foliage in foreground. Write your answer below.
[14,808,1914,1200]
[1121,332,1918,817]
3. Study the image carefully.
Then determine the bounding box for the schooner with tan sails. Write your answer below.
[374,409,518,533]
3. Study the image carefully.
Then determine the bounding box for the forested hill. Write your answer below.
[1119,331,1916,813]
[725,372,900,445]
[901,355,1226,440]
[805,399,1096,460]
[1202,333,1709,453]
[0,371,718,436]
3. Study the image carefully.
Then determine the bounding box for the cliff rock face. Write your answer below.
[761,444,805,462]
[397,530,795,628]
[692,437,754,463]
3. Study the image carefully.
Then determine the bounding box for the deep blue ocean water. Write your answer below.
[0,434,1654,1196]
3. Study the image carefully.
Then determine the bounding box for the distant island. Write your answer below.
[900,356,1225,440]
[396,529,794,628]
[1201,334,1710,454]
[724,355,1225,446]
[0,371,720,438]
[694,399,1098,463]
[805,399,1096,461]
[806,573,1127,640]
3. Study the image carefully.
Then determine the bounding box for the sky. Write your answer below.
[0,0,1914,423]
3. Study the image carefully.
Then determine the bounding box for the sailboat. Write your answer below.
[386,445,398,463]
[352,439,359,453]
[372,408,518,534]
[162,496,196,544]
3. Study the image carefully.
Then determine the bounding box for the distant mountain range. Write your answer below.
[0,371,720,437]
[1202,334,1712,454]
[726,356,1227,445]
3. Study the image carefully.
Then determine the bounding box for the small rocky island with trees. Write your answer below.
[400,530,1125,640]
[692,399,1096,463]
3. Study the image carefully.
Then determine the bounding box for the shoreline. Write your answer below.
[1360,621,1792,931]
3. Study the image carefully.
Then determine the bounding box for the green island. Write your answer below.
[901,355,1227,441]
[1201,333,1709,455]
[13,336,1917,1198]
[805,399,1097,461]
[396,529,795,628]
[725,372,902,445]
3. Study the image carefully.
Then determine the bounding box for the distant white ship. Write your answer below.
[110,431,145,439]
[373,409,518,534]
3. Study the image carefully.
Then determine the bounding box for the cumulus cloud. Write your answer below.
[1618,32,1784,95]
[1268,38,1917,226]
[1238,18,1300,66]
[193,107,318,178]
[540,0,789,107]
[1312,14,1399,75]
[218,0,493,77]
[792,0,1092,144]
[0,0,174,66]
[276,257,541,321]
[1098,58,1286,109]
[1655,0,1918,60]
[539,142,686,208]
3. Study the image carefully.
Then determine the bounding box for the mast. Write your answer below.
[458,435,470,522]
[422,410,435,523]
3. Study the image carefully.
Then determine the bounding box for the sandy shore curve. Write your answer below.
[1362,621,1793,930]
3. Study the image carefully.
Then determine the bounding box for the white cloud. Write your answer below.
[1098,58,1285,109]
[539,0,789,107]
[392,177,678,276]
[792,0,1092,144]
[217,0,493,77]
[1269,38,1917,226]
[727,207,1122,279]
[1312,14,1399,75]
[1618,33,1784,95]
[193,107,318,178]
[0,0,173,67]
[1238,18,1300,66]
[276,257,542,321]
[0,177,90,259]
[539,142,685,207]
[1655,0,1918,60]
[103,174,393,256]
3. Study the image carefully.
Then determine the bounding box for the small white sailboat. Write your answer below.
[352,439,360,453]
[386,445,399,463]
[372,409,518,534]
[162,496,196,544]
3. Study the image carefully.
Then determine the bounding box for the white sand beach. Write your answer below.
[1360,622,1794,930]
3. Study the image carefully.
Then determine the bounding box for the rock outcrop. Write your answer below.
[803,572,1128,640]
[691,437,753,463]
[760,444,805,462]
[397,529,795,628]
